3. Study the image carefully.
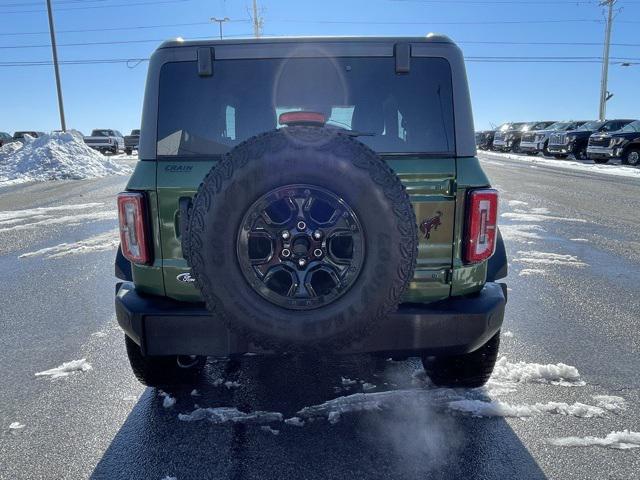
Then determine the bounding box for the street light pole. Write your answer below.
[46,0,66,132]
[598,0,616,121]
[211,17,230,40]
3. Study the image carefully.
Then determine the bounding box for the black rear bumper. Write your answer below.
[116,282,506,357]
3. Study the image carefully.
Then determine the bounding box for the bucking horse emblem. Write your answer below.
[419,211,442,240]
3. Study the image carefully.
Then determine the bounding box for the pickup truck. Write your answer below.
[84,129,125,154]
[0,132,12,147]
[519,121,587,156]
[547,119,634,160]
[13,131,45,143]
[124,129,140,155]
[587,119,640,165]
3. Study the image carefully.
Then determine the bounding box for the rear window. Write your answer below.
[91,130,113,137]
[156,56,455,157]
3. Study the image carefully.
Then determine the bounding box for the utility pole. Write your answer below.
[252,0,263,38]
[211,17,230,39]
[46,0,66,132]
[598,0,616,121]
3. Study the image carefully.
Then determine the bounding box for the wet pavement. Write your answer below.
[1,153,639,479]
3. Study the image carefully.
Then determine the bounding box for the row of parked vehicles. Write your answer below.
[476,119,640,166]
[0,129,140,155]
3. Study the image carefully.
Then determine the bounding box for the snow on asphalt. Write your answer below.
[0,131,131,186]
[9,422,25,430]
[0,203,115,233]
[480,151,640,180]
[447,399,608,418]
[513,250,589,267]
[178,407,283,425]
[19,229,119,259]
[34,358,92,379]
[501,212,587,223]
[549,430,640,449]
[518,268,546,277]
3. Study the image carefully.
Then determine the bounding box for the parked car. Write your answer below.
[475,130,496,150]
[124,129,140,155]
[115,35,507,389]
[547,119,634,160]
[493,121,555,153]
[0,132,13,147]
[520,121,587,156]
[84,129,125,154]
[587,119,640,165]
[491,122,525,151]
[13,131,45,143]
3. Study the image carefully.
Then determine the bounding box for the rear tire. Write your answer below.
[125,147,133,155]
[622,147,640,166]
[124,335,206,388]
[421,332,500,388]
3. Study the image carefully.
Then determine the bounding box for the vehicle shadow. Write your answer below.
[91,354,547,480]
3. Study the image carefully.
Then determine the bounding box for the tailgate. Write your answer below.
[157,157,455,304]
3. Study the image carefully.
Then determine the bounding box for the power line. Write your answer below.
[2,54,640,68]
[0,20,249,37]
[4,36,640,50]
[0,0,193,14]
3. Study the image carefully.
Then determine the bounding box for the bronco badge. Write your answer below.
[419,211,442,240]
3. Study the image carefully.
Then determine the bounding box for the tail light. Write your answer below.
[117,192,151,265]
[463,188,498,264]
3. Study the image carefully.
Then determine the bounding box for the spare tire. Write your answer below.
[184,127,417,350]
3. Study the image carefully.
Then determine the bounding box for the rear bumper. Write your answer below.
[116,281,507,357]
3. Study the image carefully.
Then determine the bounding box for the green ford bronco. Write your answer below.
[115,36,507,388]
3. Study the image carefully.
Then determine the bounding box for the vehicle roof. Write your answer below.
[157,34,455,50]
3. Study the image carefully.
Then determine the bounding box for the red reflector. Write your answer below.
[117,192,151,265]
[279,111,326,126]
[463,188,499,264]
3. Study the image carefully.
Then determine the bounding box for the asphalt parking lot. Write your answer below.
[0,152,639,480]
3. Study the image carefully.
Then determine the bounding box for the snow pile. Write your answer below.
[178,407,283,425]
[35,358,92,379]
[514,250,588,267]
[491,357,584,386]
[9,422,25,430]
[19,229,119,259]
[549,430,640,449]
[448,399,606,418]
[0,131,131,186]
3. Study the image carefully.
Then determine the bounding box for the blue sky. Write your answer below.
[1,0,639,134]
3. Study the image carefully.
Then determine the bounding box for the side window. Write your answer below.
[225,105,236,140]
[397,111,407,141]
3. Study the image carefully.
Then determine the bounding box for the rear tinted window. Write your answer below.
[157,56,455,156]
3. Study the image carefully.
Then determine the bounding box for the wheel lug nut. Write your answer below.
[281,248,291,258]
[298,258,307,267]
[281,230,290,240]
[313,230,322,240]
[297,221,306,231]
[313,248,323,258]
